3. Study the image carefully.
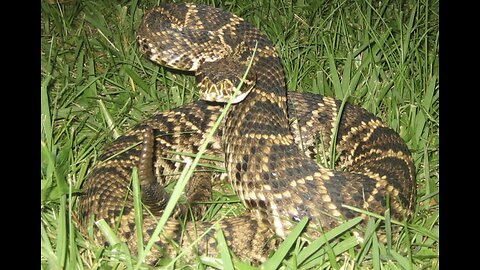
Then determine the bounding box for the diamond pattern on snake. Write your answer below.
[78,2,416,265]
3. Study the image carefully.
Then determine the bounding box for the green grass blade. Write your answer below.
[215,223,235,270]
[371,231,381,270]
[169,209,235,268]
[384,204,392,251]
[83,3,113,42]
[41,74,52,149]
[95,219,134,268]
[299,236,359,269]
[422,75,437,112]
[262,216,309,270]
[96,219,122,246]
[341,52,353,96]
[68,176,79,269]
[354,218,379,265]
[296,217,362,265]
[86,55,120,140]
[41,221,60,270]
[390,250,418,270]
[124,67,150,94]
[56,195,67,269]
[131,167,144,256]
[324,38,343,99]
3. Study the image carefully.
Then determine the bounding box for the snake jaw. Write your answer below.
[196,69,256,104]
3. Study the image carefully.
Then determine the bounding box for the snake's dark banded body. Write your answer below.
[78,3,416,264]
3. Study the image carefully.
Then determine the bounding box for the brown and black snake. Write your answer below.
[78,2,416,265]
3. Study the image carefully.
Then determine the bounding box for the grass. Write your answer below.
[41,0,439,269]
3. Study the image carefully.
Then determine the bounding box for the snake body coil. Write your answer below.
[78,3,416,264]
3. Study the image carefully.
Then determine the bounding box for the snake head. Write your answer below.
[196,58,256,104]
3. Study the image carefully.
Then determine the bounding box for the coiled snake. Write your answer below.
[78,3,416,265]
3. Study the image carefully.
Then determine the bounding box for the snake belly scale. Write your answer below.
[78,2,416,264]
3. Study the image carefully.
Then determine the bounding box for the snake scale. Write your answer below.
[78,3,416,265]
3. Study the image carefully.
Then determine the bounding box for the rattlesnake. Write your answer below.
[78,2,416,265]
